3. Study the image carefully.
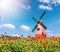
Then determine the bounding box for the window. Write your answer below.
[37,28,40,31]
[42,32,44,34]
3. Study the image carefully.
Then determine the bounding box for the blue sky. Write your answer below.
[0,0,60,37]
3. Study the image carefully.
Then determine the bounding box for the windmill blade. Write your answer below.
[39,11,46,20]
[32,25,37,32]
[32,17,37,22]
[40,23,47,29]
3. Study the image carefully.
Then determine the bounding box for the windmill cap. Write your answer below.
[37,21,40,24]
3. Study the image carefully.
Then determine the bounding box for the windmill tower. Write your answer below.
[32,11,47,39]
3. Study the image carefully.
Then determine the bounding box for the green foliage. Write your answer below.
[0,37,60,52]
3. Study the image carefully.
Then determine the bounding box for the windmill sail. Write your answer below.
[32,11,47,32]
[39,11,46,20]
[32,25,37,32]
[32,17,37,22]
[40,23,47,29]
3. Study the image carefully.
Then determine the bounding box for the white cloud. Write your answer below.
[51,0,60,4]
[47,33,53,36]
[38,0,60,11]
[39,5,52,10]
[54,33,60,37]
[47,33,60,38]
[47,33,54,38]
[27,5,31,9]
[0,24,15,29]
[12,33,21,37]
[20,25,30,31]
[55,19,60,23]
[38,0,50,3]
[38,0,60,5]
[58,19,60,22]
[46,30,51,33]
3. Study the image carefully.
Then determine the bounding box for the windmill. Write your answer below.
[32,11,47,39]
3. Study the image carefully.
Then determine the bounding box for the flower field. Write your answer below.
[0,37,60,52]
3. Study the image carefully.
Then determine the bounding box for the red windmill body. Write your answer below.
[32,11,47,39]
